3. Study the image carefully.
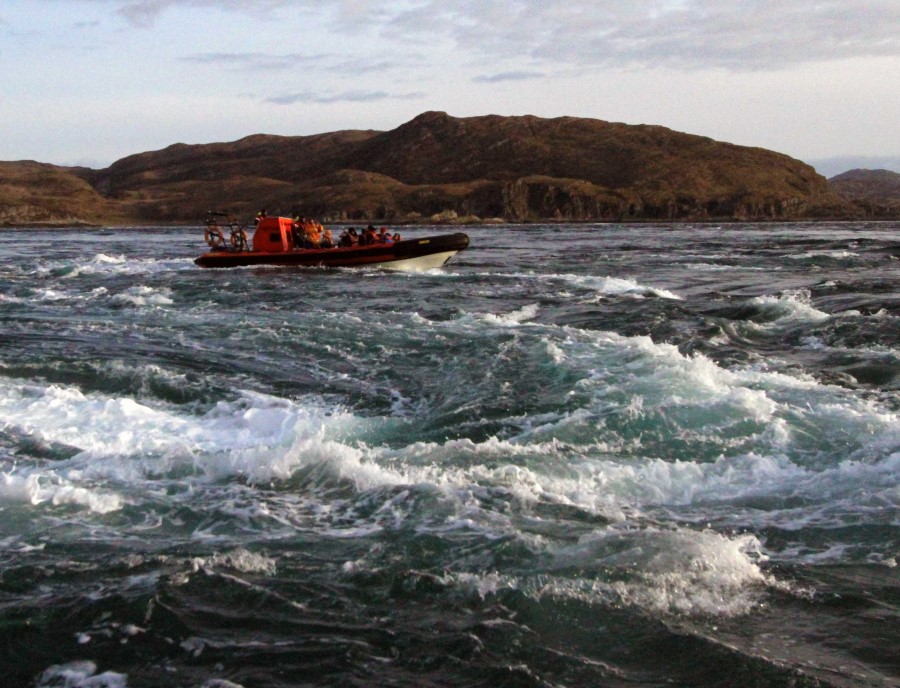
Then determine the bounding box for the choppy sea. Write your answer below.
[0,222,897,688]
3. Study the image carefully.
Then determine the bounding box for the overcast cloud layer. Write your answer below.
[2,0,898,169]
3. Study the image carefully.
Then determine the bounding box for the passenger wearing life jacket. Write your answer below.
[255,209,268,225]
[291,216,304,248]
[320,229,334,248]
[392,232,401,242]
[303,219,321,248]
[362,225,378,246]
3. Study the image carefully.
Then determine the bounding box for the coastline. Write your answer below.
[3,214,897,230]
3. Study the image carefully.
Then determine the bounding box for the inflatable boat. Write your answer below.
[194,214,469,270]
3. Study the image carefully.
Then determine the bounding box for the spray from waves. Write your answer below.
[4,304,895,491]
[2,283,170,311]
[442,526,775,616]
[3,252,195,281]
[34,662,126,688]
[2,301,897,625]
[473,303,540,326]
[0,471,122,513]
[442,305,897,464]
[787,250,860,260]
[747,289,831,327]
[0,380,379,513]
[473,270,682,300]
[581,527,774,615]
[550,273,682,300]
[0,415,878,620]
[110,285,174,307]
[67,254,196,278]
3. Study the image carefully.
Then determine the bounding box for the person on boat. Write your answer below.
[302,219,321,248]
[320,229,334,248]
[291,216,304,248]
[255,209,268,225]
[377,227,390,243]
[362,225,378,246]
[339,227,359,247]
[392,232,402,242]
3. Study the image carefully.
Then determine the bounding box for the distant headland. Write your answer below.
[1,112,898,227]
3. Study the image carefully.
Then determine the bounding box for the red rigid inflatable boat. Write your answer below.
[195,215,469,270]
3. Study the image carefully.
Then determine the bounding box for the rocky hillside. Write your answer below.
[828,169,900,218]
[1,112,861,226]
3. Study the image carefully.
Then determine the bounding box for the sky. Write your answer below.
[2,0,898,172]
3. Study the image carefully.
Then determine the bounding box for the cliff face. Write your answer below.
[1,112,858,226]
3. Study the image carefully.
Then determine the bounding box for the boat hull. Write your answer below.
[194,233,469,270]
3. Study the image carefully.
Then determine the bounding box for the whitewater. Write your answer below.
[0,222,897,688]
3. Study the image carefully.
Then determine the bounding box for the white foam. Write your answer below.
[191,548,277,575]
[478,271,682,299]
[36,288,68,302]
[589,527,773,616]
[749,289,830,325]
[35,661,127,688]
[555,273,682,300]
[0,471,122,514]
[337,325,899,543]
[684,262,733,272]
[789,250,858,260]
[0,379,403,513]
[93,253,127,264]
[448,526,776,617]
[1,317,895,571]
[110,285,174,307]
[478,303,540,326]
[62,254,195,278]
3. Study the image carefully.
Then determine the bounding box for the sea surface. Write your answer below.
[0,222,897,688]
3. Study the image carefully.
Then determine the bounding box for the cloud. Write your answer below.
[182,52,403,77]
[182,52,330,71]
[390,0,900,71]
[106,0,383,29]
[64,0,292,28]
[117,1,164,27]
[265,89,425,105]
[48,1,900,71]
[473,70,546,83]
[326,59,403,75]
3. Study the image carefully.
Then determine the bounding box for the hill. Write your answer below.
[809,156,900,178]
[0,161,126,226]
[1,112,860,226]
[827,169,900,218]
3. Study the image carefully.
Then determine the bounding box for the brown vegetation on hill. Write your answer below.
[1,112,868,226]
[0,161,125,226]
[828,169,900,218]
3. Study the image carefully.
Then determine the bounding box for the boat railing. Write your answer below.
[204,211,250,252]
